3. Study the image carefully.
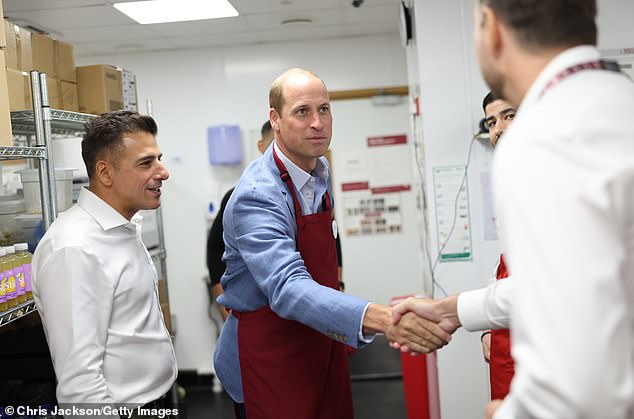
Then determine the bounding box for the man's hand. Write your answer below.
[385,312,452,354]
[389,296,461,354]
[485,400,502,419]
[481,332,491,363]
[361,303,392,335]
[212,283,229,321]
[392,295,461,333]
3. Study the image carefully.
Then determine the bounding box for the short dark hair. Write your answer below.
[482,91,500,114]
[480,0,597,50]
[82,110,158,180]
[261,120,272,137]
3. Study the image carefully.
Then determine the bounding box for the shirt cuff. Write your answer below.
[457,288,491,331]
[358,302,375,344]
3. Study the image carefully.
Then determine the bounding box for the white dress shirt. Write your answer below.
[273,142,329,215]
[460,46,634,418]
[32,188,177,404]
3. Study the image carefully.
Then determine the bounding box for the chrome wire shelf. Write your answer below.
[0,146,47,159]
[149,248,166,260]
[0,299,38,327]
[11,109,96,136]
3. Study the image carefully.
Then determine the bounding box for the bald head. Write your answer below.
[269,68,328,115]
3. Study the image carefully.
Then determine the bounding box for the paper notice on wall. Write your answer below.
[338,156,369,184]
[342,189,403,236]
[432,166,472,261]
[367,134,413,187]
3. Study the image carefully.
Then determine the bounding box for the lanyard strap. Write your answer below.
[540,60,621,98]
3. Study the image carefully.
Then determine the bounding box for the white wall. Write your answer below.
[597,0,634,49]
[76,35,408,374]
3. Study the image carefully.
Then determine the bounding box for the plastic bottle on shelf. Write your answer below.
[14,243,32,301]
[0,248,7,312]
[5,246,25,304]
[2,247,17,308]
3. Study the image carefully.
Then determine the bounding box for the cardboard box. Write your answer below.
[76,64,123,115]
[7,73,77,111]
[7,22,76,82]
[45,76,62,109]
[0,52,14,146]
[160,302,172,335]
[31,33,57,78]
[60,80,78,112]
[6,68,32,111]
[158,279,169,303]
[56,40,76,82]
[4,20,33,71]
[0,4,6,48]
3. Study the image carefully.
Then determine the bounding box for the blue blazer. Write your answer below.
[213,145,369,402]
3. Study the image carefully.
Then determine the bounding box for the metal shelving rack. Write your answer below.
[0,299,37,326]
[11,109,94,137]
[0,71,95,327]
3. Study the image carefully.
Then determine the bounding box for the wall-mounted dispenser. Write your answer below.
[207,124,243,166]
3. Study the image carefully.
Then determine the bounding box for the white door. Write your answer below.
[330,97,426,304]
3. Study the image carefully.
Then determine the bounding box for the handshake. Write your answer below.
[373,295,462,355]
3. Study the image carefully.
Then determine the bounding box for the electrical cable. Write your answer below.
[430,134,478,298]
[411,116,437,296]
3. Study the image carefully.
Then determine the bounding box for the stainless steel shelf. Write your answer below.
[0,146,47,159]
[0,299,38,327]
[149,247,166,259]
[11,109,96,136]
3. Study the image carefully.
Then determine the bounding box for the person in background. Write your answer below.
[32,111,177,406]
[391,0,634,418]
[206,121,275,321]
[214,68,451,419]
[207,121,345,321]
[482,91,515,149]
[480,91,516,400]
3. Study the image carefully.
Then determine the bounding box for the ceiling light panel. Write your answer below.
[113,0,239,24]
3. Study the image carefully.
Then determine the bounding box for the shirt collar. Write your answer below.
[520,45,601,112]
[273,142,330,190]
[77,187,136,231]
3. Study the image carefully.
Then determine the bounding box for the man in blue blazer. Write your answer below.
[213,68,450,419]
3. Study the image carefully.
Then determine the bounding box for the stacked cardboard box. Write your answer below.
[0,2,13,146]
[31,30,78,111]
[4,20,78,112]
[77,64,125,115]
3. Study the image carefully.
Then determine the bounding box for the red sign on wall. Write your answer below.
[371,185,411,194]
[367,134,407,147]
[341,182,370,192]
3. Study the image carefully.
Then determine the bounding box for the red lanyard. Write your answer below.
[539,60,621,98]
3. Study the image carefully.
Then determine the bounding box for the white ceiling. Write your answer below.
[2,0,400,58]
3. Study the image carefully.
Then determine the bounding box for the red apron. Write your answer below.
[234,148,353,419]
[489,254,515,399]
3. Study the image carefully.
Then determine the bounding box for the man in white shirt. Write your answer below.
[32,111,177,407]
[391,0,634,418]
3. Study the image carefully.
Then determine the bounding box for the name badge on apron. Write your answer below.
[332,220,338,239]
